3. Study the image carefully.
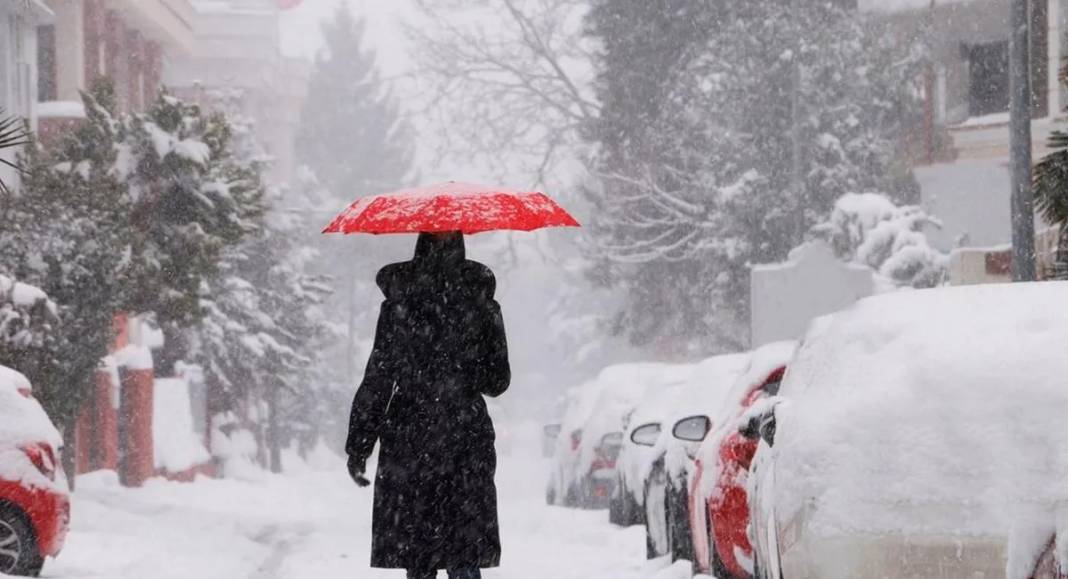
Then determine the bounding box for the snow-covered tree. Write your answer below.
[189,88,337,473]
[118,89,263,374]
[0,276,57,379]
[582,0,924,353]
[811,192,947,288]
[296,3,413,201]
[0,84,134,435]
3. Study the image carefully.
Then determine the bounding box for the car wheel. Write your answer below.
[0,505,43,577]
[712,547,741,579]
[608,480,624,525]
[564,482,579,507]
[643,481,657,559]
[667,480,694,563]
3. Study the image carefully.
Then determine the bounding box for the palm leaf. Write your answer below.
[0,108,29,195]
[1034,130,1068,228]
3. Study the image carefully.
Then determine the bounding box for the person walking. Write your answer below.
[346,231,511,579]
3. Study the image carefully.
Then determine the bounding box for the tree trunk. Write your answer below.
[61,418,77,492]
[265,383,282,474]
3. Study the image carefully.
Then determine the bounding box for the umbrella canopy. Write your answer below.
[322,182,581,235]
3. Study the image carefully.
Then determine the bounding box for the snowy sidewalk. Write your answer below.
[43,449,693,579]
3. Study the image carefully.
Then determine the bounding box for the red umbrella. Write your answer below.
[322,182,581,235]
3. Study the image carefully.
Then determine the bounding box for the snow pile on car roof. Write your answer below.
[772,282,1068,570]
[0,366,62,449]
[566,362,694,482]
[655,353,750,476]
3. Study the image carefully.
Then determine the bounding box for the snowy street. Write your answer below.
[45,428,691,579]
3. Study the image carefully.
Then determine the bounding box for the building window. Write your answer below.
[966,41,1010,117]
[37,25,56,102]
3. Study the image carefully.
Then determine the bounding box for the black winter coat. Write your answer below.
[346,234,510,571]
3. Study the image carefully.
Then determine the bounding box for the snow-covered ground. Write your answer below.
[43,425,698,579]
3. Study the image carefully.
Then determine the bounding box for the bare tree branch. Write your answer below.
[407,0,596,188]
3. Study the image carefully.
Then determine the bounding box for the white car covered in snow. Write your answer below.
[747,282,1068,579]
[610,371,690,526]
[640,353,749,562]
[546,363,692,509]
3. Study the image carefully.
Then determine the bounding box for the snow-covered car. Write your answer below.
[748,283,1068,579]
[0,366,69,577]
[641,353,749,562]
[688,341,795,579]
[610,373,690,526]
[542,423,562,458]
[547,363,692,509]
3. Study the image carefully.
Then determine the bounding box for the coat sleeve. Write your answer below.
[468,298,511,398]
[345,302,397,465]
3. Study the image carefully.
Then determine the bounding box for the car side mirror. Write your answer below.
[629,423,661,447]
[672,415,712,442]
[739,406,778,447]
[759,412,777,447]
[739,415,761,440]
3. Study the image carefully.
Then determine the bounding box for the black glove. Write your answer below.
[347,455,371,487]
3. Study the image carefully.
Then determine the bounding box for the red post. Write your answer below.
[120,367,155,487]
[94,369,119,471]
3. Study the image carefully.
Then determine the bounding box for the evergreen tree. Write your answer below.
[0,84,133,438]
[191,90,336,472]
[296,2,413,200]
[119,90,263,374]
[295,3,415,406]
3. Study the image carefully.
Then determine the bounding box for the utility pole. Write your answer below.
[790,0,803,200]
[1009,0,1037,281]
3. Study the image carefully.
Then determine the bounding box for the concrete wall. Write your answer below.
[750,242,876,348]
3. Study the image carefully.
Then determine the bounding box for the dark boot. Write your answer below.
[447,570,481,579]
[407,569,436,579]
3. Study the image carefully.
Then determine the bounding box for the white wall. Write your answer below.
[750,242,876,348]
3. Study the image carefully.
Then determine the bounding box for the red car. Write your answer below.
[0,366,70,577]
[689,342,794,579]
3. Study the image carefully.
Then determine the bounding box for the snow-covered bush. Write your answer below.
[811,192,947,288]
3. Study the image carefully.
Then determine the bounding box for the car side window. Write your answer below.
[762,380,782,397]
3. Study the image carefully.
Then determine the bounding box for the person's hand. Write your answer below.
[347,455,371,487]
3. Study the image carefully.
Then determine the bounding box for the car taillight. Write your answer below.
[21,443,57,482]
[17,387,31,398]
[570,429,582,452]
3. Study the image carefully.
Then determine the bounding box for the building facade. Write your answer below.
[166,0,308,182]
[865,0,1064,283]
[0,1,53,188]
